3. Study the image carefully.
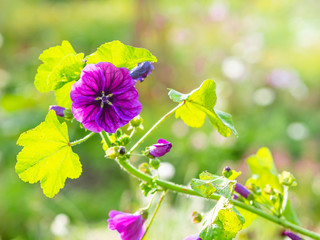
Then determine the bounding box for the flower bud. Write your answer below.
[118,134,130,146]
[222,166,232,178]
[279,171,297,187]
[130,115,143,128]
[115,129,123,138]
[191,211,203,224]
[148,139,172,158]
[105,147,119,159]
[233,194,239,200]
[49,105,66,117]
[118,146,126,155]
[149,158,160,169]
[138,163,151,175]
[264,184,274,195]
[234,183,251,199]
[281,230,302,240]
[129,62,154,82]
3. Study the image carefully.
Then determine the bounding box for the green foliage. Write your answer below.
[168,79,238,137]
[86,40,158,69]
[191,171,236,199]
[200,197,244,240]
[34,41,83,92]
[16,110,81,198]
[246,147,300,225]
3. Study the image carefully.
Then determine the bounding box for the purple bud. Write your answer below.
[149,139,172,158]
[108,210,146,240]
[184,234,202,240]
[233,193,239,200]
[129,62,154,82]
[49,105,66,117]
[235,183,251,199]
[282,231,302,240]
[224,166,231,172]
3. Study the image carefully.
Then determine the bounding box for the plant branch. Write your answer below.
[142,190,167,240]
[116,159,320,240]
[70,132,95,146]
[128,103,183,154]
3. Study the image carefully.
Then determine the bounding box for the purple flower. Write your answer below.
[185,234,202,240]
[49,105,66,117]
[70,62,142,133]
[129,62,154,82]
[149,139,172,157]
[108,210,146,240]
[282,231,302,240]
[233,193,239,200]
[235,183,250,199]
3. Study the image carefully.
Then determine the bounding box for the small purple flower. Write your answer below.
[71,62,142,133]
[49,105,65,117]
[233,193,239,200]
[185,234,202,240]
[235,183,251,199]
[282,231,302,240]
[149,139,172,157]
[108,210,146,240]
[129,62,154,82]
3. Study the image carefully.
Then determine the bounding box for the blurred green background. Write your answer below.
[1,0,320,239]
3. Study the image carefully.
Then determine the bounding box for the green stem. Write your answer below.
[100,131,112,146]
[116,159,320,240]
[129,128,136,139]
[128,103,183,154]
[142,190,167,240]
[70,132,95,146]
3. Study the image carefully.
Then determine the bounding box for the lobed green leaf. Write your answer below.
[200,197,244,240]
[16,111,81,198]
[86,40,157,69]
[168,79,238,137]
[191,171,236,199]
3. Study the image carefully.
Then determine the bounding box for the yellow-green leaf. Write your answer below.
[16,110,81,198]
[200,197,244,240]
[168,79,238,137]
[35,41,77,92]
[86,40,157,69]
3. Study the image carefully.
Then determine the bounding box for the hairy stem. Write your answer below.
[128,103,183,154]
[70,132,95,146]
[117,159,320,240]
[142,191,167,240]
[100,131,112,146]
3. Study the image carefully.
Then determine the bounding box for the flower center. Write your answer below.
[97,91,113,108]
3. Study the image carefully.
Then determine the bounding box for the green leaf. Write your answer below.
[246,147,300,225]
[35,41,80,92]
[168,79,238,137]
[282,200,300,225]
[86,40,157,69]
[191,171,236,199]
[237,208,257,229]
[55,80,76,109]
[200,197,244,240]
[16,111,81,198]
[50,53,84,90]
[246,147,282,192]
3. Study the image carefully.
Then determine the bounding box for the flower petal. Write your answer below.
[112,87,142,121]
[96,62,135,94]
[108,211,145,240]
[95,106,127,133]
[70,64,105,101]
[71,96,103,133]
